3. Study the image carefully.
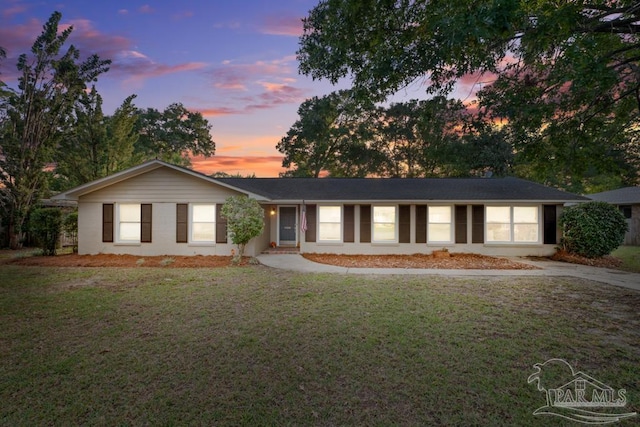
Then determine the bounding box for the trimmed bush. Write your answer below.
[559,201,628,258]
[29,208,63,256]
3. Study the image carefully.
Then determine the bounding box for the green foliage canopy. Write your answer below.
[298,1,640,190]
[134,103,215,167]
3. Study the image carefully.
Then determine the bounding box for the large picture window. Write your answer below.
[318,206,342,242]
[486,206,539,243]
[428,206,452,243]
[118,203,141,242]
[191,204,216,243]
[372,206,397,242]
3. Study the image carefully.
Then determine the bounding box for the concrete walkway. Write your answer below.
[256,254,640,292]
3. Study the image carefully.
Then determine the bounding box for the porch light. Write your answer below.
[270,207,276,216]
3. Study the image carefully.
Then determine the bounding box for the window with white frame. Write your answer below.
[428,206,452,243]
[318,206,342,242]
[513,206,539,242]
[118,203,141,242]
[486,206,539,243]
[372,206,397,242]
[191,204,216,243]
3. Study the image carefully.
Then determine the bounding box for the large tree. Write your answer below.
[298,1,640,190]
[277,90,379,177]
[0,12,110,248]
[374,97,469,177]
[134,103,215,167]
[55,91,139,189]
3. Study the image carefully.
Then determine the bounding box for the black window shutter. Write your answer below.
[176,204,188,243]
[102,204,114,242]
[399,205,411,243]
[415,205,427,244]
[343,205,355,243]
[360,205,371,243]
[216,206,227,243]
[141,204,152,243]
[455,205,467,244]
[472,205,484,243]
[543,205,557,244]
[305,205,317,243]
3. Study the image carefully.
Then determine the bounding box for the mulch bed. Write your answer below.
[5,253,245,268]
[2,250,622,270]
[550,250,623,269]
[303,253,539,270]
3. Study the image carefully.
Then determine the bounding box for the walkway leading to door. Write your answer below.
[255,254,640,292]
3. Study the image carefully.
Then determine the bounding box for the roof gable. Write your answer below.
[52,159,267,201]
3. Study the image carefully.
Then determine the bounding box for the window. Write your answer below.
[428,206,452,243]
[513,206,538,242]
[486,206,539,243]
[318,206,342,242]
[118,203,141,242]
[372,206,397,242]
[619,205,632,219]
[191,204,216,243]
[486,206,511,242]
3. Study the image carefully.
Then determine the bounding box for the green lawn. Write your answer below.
[1,265,639,426]
[613,245,640,273]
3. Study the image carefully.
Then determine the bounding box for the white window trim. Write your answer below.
[317,205,343,243]
[485,205,541,244]
[372,205,399,244]
[115,202,141,245]
[427,205,454,244]
[189,203,216,245]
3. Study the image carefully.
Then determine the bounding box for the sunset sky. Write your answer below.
[0,0,480,176]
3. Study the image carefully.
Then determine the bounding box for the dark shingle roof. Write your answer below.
[588,187,640,204]
[216,177,587,202]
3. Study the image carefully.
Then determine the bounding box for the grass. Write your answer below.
[1,265,639,426]
[612,245,640,273]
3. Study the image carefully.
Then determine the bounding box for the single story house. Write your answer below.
[588,187,640,246]
[52,159,588,257]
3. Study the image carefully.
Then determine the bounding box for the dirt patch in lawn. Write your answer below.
[5,253,246,268]
[303,253,539,269]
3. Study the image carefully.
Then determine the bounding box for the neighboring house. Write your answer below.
[52,159,588,257]
[588,187,640,246]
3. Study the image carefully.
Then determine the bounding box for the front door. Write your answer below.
[279,206,297,246]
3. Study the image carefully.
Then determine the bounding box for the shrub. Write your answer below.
[29,208,63,256]
[559,201,627,258]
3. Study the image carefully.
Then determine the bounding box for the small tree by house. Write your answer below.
[220,195,264,262]
[559,201,628,258]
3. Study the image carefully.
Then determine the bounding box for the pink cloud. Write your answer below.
[261,15,304,36]
[0,17,43,57]
[196,107,242,117]
[191,155,285,177]
[139,5,154,14]
[210,60,294,92]
[3,4,27,18]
